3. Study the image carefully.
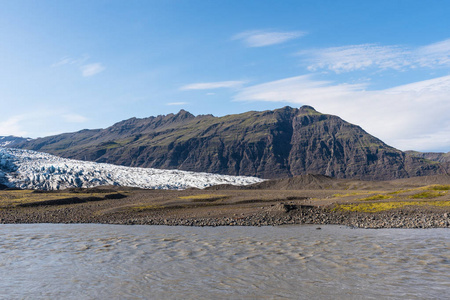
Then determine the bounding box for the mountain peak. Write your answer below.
[176,109,194,118]
[299,105,319,114]
[168,109,195,123]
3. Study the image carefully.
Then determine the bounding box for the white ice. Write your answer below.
[0,147,263,190]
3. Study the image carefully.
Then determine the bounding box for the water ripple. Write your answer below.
[0,224,448,299]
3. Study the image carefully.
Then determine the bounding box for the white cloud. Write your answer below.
[233,30,306,47]
[301,38,450,73]
[180,80,246,90]
[415,39,450,68]
[167,102,188,106]
[63,114,88,123]
[302,44,411,72]
[0,110,91,138]
[80,63,105,77]
[51,55,90,68]
[0,115,28,137]
[236,75,365,103]
[52,55,105,77]
[235,75,450,151]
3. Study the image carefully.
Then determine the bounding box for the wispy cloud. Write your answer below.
[0,115,28,137]
[301,39,450,73]
[80,63,105,77]
[52,55,105,77]
[235,75,450,151]
[167,102,188,106]
[180,80,246,90]
[233,30,306,47]
[51,55,90,68]
[415,39,450,68]
[236,75,365,103]
[302,44,411,72]
[0,110,90,138]
[63,114,88,123]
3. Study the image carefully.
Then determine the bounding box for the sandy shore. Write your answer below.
[0,186,449,228]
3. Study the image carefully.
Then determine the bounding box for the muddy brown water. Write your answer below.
[1,224,449,299]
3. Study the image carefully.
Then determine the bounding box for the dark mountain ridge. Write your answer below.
[0,136,30,147]
[12,106,447,180]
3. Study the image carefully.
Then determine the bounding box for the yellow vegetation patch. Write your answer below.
[332,191,373,198]
[410,191,447,199]
[413,184,450,192]
[334,200,450,213]
[358,194,393,201]
[0,190,116,208]
[428,185,450,191]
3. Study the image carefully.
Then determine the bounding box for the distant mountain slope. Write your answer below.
[0,148,263,190]
[405,151,450,163]
[206,174,450,191]
[13,106,447,180]
[207,174,349,190]
[405,151,450,174]
[0,136,30,147]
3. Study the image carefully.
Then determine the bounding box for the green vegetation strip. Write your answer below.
[410,191,447,199]
[359,194,393,201]
[0,190,126,208]
[332,192,374,198]
[429,185,450,191]
[335,185,450,201]
[334,200,450,213]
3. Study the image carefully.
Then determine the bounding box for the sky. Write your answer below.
[0,0,449,152]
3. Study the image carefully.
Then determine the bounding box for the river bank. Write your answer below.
[0,186,449,228]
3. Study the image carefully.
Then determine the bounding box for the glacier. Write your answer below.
[0,147,263,190]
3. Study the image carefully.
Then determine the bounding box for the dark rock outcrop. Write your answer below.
[12,106,447,180]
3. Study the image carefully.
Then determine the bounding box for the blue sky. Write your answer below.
[0,0,449,152]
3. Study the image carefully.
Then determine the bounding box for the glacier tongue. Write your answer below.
[0,147,263,190]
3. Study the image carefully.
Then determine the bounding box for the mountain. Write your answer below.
[0,136,30,147]
[207,174,450,191]
[0,147,262,190]
[207,174,348,190]
[406,151,450,173]
[405,151,450,163]
[12,106,447,180]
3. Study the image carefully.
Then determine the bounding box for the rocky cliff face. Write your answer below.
[406,151,450,173]
[13,106,447,180]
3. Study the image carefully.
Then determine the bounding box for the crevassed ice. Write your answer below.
[0,147,264,190]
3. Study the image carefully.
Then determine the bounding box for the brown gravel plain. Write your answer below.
[1,175,449,228]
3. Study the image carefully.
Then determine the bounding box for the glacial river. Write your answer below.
[0,224,449,299]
